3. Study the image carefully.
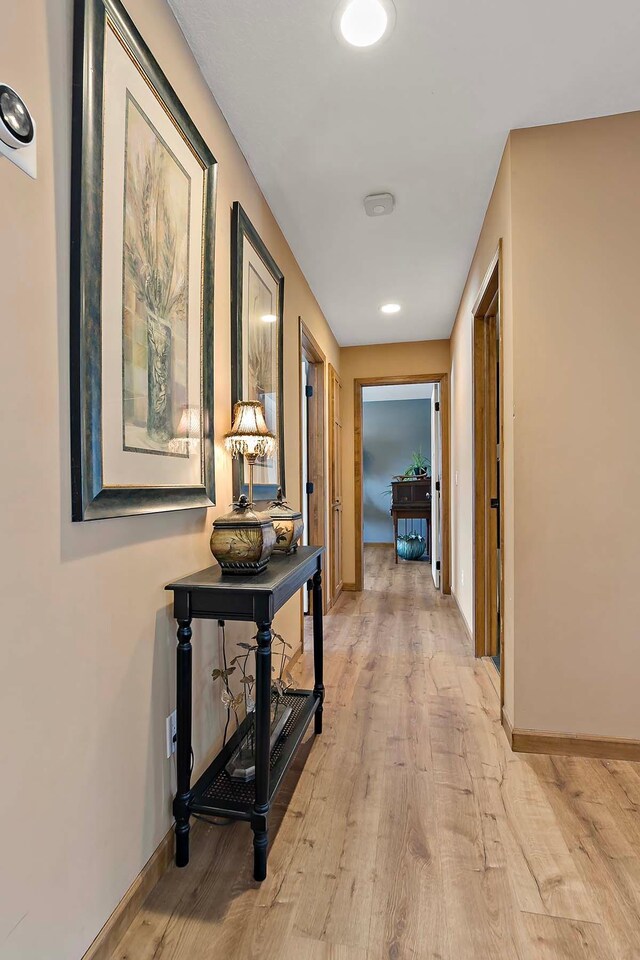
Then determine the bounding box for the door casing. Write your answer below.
[298,318,328,613]
[328,364,343,607]
[431,382,441,589]
[353,373,451,594]
[472,243,505,706]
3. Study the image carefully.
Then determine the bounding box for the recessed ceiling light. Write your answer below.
[381,303,401,314]
[261,314,277,323]
[335,0,396,49]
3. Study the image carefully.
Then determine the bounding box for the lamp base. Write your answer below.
[210,495,277,576]
[217,558,271,576]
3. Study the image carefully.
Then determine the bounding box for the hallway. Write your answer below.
[110,547,640,960]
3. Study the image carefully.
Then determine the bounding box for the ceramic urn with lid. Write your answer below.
[210,495,276,575]
[268,488,304,555]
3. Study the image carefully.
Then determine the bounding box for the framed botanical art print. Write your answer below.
[231,202,285,502]
[70,0,217,520]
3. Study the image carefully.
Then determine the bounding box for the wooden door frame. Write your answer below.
[298,318,327,613]
[354,373,451,594]
[472,242,505,705]
[328,363,343,607]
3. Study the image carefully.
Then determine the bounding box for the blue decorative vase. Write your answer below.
[396,536,426,561]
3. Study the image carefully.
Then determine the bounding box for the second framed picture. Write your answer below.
[231,202,285,502]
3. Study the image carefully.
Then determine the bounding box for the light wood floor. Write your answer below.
[110,545,640,960]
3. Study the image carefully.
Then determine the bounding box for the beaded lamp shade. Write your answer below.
[224,400,275,459]
[224,400,276,504]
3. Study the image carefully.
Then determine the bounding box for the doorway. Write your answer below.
[299,319,327,613]
[473,246,504,693]
[354,374,451,594]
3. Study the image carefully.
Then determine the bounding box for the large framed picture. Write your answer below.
[70,0,217,521]
[231,202,285,502]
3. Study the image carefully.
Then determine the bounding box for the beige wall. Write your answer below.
[340,340,450,587]
[0,2,338,958]
[510,112,640,738]
[449,141,514,719]
[450,111,640,740]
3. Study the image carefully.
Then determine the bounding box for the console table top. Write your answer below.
[166,545,323,595]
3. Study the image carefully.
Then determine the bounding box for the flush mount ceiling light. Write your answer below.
[261,314,277,323]
[334,0,396,49]
[381,303,401,314]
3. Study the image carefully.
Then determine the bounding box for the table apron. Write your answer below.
[172,557,320,624]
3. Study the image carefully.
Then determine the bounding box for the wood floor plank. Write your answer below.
[500,753,600,922]
[601,759,640,809]
[521,912,617,960]
[286,934,368,959]
[530,755,640,960]
[430,684,531,959]
[289,683,384,949]
[108,546,640,960]
[368,766,449,960]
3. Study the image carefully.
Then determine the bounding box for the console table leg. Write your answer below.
[312,567,325,735]
[252,620,272,881]
[253,820,268,882]
[173,617,193,868]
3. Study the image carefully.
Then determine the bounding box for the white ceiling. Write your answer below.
[363,383,433,402]
[169,0,640,346]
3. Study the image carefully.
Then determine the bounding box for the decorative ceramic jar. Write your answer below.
[396,534,426,561]
[210,495,276,575]
[268,487,304,555]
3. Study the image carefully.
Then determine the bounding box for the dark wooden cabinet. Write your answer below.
[390,478,432,563]
[391,477,431,505]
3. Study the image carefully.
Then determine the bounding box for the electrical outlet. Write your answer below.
[165,710,177,759]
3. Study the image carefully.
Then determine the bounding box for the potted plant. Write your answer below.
[396,530,426,561]
[405,448,430,478]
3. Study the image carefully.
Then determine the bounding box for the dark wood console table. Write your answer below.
[165,546,324,881]
[390,478,432,563]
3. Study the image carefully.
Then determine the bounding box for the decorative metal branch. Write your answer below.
[212,627,294,750]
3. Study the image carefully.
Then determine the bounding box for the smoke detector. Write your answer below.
[364,192,394,217]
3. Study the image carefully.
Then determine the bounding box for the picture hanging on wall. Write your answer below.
[70,0,217,520]
[231,202,285,502]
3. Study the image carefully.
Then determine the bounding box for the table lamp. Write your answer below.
[224,400,276,504]
[210,401,277,575]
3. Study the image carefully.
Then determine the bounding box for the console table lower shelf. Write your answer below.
[190,689,320,820]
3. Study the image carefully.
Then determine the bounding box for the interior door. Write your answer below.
[487,311,502,662]
[431,383,441,588]
[329,365,343,605]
